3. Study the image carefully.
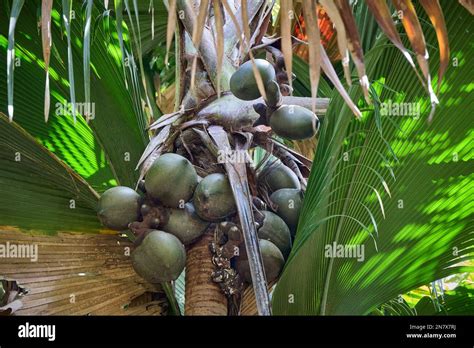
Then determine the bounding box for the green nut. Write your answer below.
[270,105,319,140]
[97,186,141,230]
[144,153,198,208]
[193,173,237,221]
[132,230,186,283]
[163,203,210,244]
[270,188,303,235]
[236,239,285,283]
[258,161,301,193]
[258,211,292,259]
[230,59,276,100]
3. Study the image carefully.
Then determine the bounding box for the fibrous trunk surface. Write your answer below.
[185,232,227,315]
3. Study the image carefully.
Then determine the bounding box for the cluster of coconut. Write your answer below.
[227,58,316,282]
[96,156,302,285]
[96,57,317,289]
[237,163,304,283]
[97,153,214,284]
[230,58,319,141]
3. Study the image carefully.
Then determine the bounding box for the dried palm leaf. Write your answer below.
[240,281,276,315]
[165,0,177,65]
[241,0,251,46]
[136,125,171,172]
[222,0,243,42]
[147,109,184,131]
[334,0,371,104]
[391,1,428,77]
[419,0,450,94]
[320,44,362,119]
[149,0,155,40]
[41,0,53,122]
[392,0,439,118]
[302,0,321,113]
[280,0,293,91]
[213,0,224,97]
[241,0,267,100]
[364,0,421,83]
[249,0,273,49]
[62,0,77,123]
[190,0,210,90]
[221,0,245,68]
[223,0,265,56]
[83,0,93,122]
[458,0,474,15]
[0,230,163,316]
[177,0,233,91]
[319,0,351,86]
[7,0,26,122]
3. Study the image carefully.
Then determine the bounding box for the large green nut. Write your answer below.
[230,59,276,101]
[163,203,210,245]
[236,239,285,283]
[257,161,300,193]
[97,186,141,230]
[270,105,319,140]
[270,188,303,235]
[144,153,198,208]
[131,230,186,283]
[193,173,237,221]
[257,211,292,259]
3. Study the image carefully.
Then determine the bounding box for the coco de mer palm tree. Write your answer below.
[0,0,472,317]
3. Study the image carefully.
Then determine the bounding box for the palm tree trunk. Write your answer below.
[185,232,227,315]
[175,3,229,314]
[174,0,279,315]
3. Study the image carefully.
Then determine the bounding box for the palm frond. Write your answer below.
[0,113,100,233]
[415,284,474,315]
[272,1,474,315]
[41,0,53,122]
[213,0,224,97]
[83,0,93,121]
[392,0,439,119]
[319,0,351,85]
[419,0,449,94]
[302,0,321,113]
[165,0,176,65]
[7,0,25,121]
[0,230,163,314]
[280,0,293,90]
[0,1,150,190]
[335,0,370,104]
[61,0,77,124]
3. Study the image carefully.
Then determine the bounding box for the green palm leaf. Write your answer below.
[0,1,152,191]
[0,112,100,234]
[124,0,167,58]
[415,284,474,315]
[272,1,474,315]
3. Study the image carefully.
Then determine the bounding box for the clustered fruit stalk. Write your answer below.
[97,0,323,316]
[175,0,273,315]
